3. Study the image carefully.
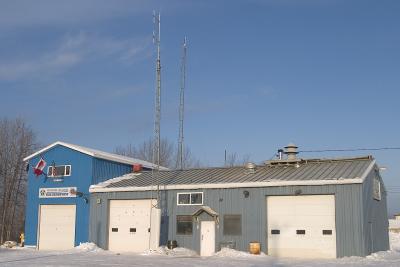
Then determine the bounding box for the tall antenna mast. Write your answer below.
[177,37,187,170]
[152,11,161,207]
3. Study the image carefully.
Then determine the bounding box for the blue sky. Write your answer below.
[1,0,399,214]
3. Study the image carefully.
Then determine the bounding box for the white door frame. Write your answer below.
[37,204,76,250]
[266,195,337,258]
[200,220,215,256]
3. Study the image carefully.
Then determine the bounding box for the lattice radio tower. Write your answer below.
[152,11,161,206]
[177,37,187,170]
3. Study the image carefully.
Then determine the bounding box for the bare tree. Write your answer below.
[0,118,36,243]
[225,151,252,167]
[115,138,201,169]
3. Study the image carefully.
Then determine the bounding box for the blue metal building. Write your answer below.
[23,141,159,249]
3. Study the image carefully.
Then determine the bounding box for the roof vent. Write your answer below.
[284,143,298,161]
[244,162,257,174]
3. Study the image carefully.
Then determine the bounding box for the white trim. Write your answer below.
[177,192,204,206]
[360,160,376,181]
[47,165,72,177]
[23,141,167,170]
[89,178,364,193]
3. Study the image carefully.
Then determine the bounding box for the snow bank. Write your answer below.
[214,248,266,258]
[142,246,197,257]
[389,219,400,229]
[74,242,103,252]
[390,232,400,252]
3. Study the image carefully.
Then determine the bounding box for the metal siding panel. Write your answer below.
[361,170,390,255]
[90,183,368,258]
[92,158,132,185]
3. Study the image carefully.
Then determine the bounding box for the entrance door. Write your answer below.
[266,195,336,258]
[200,221,215,256]
[38,205,76,250]
[108,199,158,252]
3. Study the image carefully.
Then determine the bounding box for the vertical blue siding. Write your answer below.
[92,158,132,185]
[24,145,93,247]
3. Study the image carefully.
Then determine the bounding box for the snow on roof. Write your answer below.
[23,141,168,170]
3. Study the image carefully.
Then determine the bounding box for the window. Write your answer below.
[373,176,381,201]
[177,192,203,205]
[223,215,242,235]
[47,165,71,177]
[296,230,306,235]
[322,230,332,235]
[176,215,193,235]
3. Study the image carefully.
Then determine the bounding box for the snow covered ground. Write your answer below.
[0,233,399,267]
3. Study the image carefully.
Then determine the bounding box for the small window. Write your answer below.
[177,192,203,206]
[271,229,280,235]
[373,176,381,201]
[322,230,332,235]
[223,215,242,236]
[191,193,203,204]
[111,228,118,232]
[130,228,136,233]
[177,215,193,235]
[296,230,306,235]
[47,165,72,177]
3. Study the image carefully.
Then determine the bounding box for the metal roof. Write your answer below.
[23,141,168,170]
[92,156,375,191]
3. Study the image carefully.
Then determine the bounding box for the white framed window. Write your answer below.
[177,192,203,206]
[47,165,72,177]
[373,176,381,201]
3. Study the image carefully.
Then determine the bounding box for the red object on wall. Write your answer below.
[34,158,47,176]
[133,164,143,173]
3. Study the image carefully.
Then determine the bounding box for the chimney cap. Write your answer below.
[285,143,298,149]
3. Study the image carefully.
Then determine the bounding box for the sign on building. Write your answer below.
[39,187,77,198]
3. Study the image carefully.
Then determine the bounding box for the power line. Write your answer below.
[299,147,400,153]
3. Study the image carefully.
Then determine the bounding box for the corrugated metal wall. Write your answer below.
[361,167,390,254]
[89,182,381,258]
[92,158,133,185]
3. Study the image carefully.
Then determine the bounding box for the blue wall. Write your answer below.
[24,145,134,247]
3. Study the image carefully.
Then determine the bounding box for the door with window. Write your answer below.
[266,195,336,258]
[108,199,158,252]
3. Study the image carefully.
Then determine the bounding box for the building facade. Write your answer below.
[89,155,390,258]
[24,141,159,249]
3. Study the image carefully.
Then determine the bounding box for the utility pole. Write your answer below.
[177,37,187,170]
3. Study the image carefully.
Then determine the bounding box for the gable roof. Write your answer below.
[90,156,376,193]
[23,141,168,170]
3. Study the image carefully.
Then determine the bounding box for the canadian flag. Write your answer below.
[34,158,47,176]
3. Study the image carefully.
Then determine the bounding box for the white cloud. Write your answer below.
[0,32,151,81]
[0,0,153,30]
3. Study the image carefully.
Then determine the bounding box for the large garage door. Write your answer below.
[38,205,76,250]
[108,199,159,252]
[267,195,336,258]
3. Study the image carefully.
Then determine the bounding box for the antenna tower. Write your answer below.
[177,37,187,170]
[152,11,161,207]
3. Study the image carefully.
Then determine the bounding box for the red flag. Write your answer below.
[34,158,47,176]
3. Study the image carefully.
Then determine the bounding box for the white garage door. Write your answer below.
[108,199,160,252]
[267,195,336,258]
[38,205,76,250]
